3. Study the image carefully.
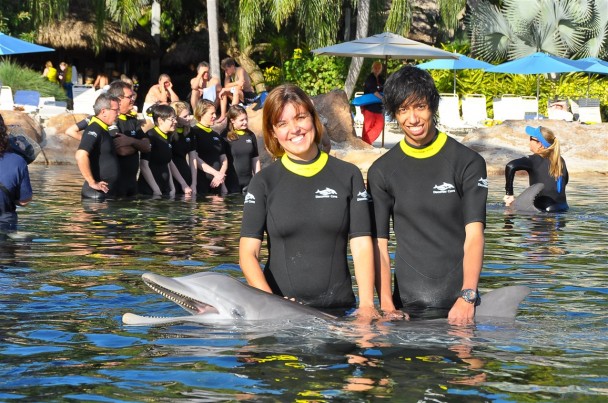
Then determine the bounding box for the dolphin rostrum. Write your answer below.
[122,272,530,326]
[122,272,337,325]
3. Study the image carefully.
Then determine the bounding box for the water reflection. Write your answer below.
[0,165,606,401]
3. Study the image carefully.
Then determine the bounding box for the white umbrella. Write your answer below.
[312,32,457,146]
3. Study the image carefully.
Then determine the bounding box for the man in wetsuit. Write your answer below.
[75,93,121,200]
[367,66,488,324]
[106,81,151,197]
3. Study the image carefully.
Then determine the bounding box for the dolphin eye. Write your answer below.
[231,309,244,319]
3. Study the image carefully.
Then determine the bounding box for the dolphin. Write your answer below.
[122,272,531,326]
[510,183,544,213]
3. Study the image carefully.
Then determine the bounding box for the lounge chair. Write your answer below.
[576,98,602,123]
[493,94,524,121]
[438,93,470,129]
[353,92,364,128]
[521,96,539,119]
[72,85,99,115]
[14,90,41,113]
[0,86,14,110]
[461,94,487,126]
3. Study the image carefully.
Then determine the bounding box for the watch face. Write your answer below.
[461,289,477,303]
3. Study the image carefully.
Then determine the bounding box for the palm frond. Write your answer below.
[384,0,411,37]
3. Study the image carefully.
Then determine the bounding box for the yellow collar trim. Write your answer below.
[196,122,212,133]
[118,114,127,121]
[176,127,184,134]
[399,132,447,159]
[235,129,246,136]
[154,126,169,140]
[281,151,328,177]
[90,116,108,131]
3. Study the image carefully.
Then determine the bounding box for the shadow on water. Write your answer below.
[0,166,606,401]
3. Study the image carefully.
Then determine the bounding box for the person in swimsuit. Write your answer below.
[191,99,228,195]
[75,94,121,200]
[221,105,261,194]
[239,84,378,318]
[503,126,569,212]
[218,58,256,123]
[138,104,191,196]
[143,74,180,120]
[189,62,221,111]
[0,113,33,231]
[367,66,488,324]
[170,101,198,195]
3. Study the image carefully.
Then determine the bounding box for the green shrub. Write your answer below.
[282,49,348,96]
[0,59,68,101]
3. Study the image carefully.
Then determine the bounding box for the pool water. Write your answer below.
[1,165,606,402]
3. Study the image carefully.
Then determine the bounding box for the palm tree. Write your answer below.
[468,0,608,61]
[344,0,370,98]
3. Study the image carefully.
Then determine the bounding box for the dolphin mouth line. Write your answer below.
[143,277,219,316]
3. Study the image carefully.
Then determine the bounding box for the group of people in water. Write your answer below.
[2,63,569,322]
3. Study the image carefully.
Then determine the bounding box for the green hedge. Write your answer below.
[0,59,68,101]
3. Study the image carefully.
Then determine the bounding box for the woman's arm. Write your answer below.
[169,161,191,194]
[239,237,272,293]
[139,160,161,195]
[188,151,198,193]
[350,236,380,318]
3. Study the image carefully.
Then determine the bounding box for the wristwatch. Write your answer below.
[460,289,478,304]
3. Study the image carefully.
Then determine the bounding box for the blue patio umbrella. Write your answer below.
[486,52,588,101]
[575,57,608,98]
[0,32,54,56]
[417,53,493,94]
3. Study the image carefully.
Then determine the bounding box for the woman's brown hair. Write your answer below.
[226,105,248,141]
[193,99,216,122]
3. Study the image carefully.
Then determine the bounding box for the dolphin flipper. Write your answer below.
[476,286,531,318]
[510,183,544,213]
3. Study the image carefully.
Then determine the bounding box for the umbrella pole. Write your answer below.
[381,56,387,148]
[536,75,540,120]
[587,73,590,99]
[453,70,457,95]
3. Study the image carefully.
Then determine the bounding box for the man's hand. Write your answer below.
[447,298,475,325]
[89,180,109,193]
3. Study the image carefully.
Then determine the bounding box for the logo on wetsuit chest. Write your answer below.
[315,187,338,199]
[86,131,98,138]
[130,130,137,136]
[357,189,371,202]
[432,182,456,194]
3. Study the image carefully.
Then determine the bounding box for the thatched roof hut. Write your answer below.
[37,18,160,56]
[162,29,209,66]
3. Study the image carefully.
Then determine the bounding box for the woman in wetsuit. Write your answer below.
[504,126,568,212]
[138,104,191,196]
[222,105,261,194]
[239,84,378,319]
[191,99,228,195]
[170,101,198,195]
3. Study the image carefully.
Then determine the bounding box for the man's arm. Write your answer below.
[75,149,108,193]
[113,134,151,156]
[447,221,484,324]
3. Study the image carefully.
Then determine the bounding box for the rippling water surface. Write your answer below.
[1,165,606,402]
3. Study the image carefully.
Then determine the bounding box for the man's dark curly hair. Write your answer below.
[383,65,440,120]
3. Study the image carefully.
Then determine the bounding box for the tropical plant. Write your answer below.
[0,60,68,101]
[282,50,348,96]
[467,0,608,61]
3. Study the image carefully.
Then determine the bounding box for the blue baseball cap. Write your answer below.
[525,126,551,148]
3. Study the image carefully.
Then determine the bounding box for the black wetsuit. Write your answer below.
[367,133,488,318]
[240,151,372,312]
[222,129,259,194]
[115,113,147,197]
[138,127,173,195]
[77,116,120,200]
[192,123,226,195]
[171,127,196,194]
[505,154,569,212]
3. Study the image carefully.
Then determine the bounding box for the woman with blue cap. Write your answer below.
[503,126,569,212]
